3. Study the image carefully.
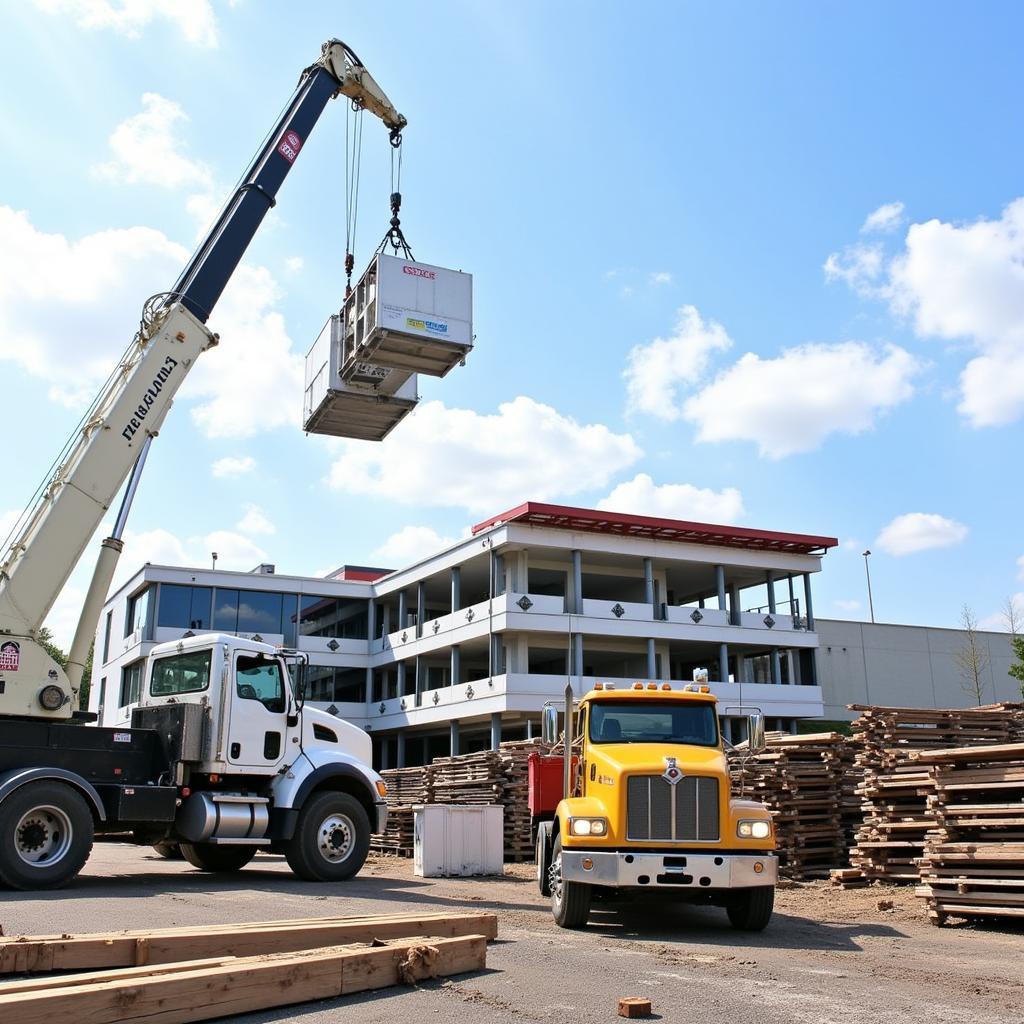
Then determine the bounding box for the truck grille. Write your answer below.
[626,775,720,842]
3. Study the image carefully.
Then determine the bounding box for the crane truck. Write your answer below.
[532,682,777,930]
[0,40,418,890]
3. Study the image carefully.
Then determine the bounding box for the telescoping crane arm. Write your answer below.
[0,40,405,719]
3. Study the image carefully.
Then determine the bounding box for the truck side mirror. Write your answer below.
[541,705,558,745]
[747,712,766,753]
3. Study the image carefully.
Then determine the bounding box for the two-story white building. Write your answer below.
[90,502,837,769]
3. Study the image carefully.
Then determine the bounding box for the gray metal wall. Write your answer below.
[815,618,1020,720]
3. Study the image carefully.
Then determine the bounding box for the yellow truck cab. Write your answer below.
[534,682,777,930]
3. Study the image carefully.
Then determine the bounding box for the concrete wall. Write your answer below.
[816,618,1020,719]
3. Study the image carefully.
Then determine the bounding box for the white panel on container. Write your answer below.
[302,314,419,442]
[413,804,504,878]
[340,254,473,380]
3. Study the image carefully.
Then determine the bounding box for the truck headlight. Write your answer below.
[569,817,608,837]
[737,819,771,840]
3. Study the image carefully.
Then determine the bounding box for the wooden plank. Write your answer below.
[0,912,497,974]
[0,957,235,995]
[0,934,487,1024]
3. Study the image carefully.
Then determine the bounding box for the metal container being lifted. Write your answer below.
[340,253,472,380]
[303,314,418,441]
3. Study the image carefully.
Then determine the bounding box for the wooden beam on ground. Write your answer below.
[0,934,487,1024]
[0,911,497,974]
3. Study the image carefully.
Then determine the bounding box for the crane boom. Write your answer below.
[0,39,405,719]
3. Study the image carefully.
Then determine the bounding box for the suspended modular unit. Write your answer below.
[303,314,418,441]
[340,254,473,380]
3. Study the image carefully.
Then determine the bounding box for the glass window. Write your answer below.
[333,668,365,703]
[102,611,112,662]
[213,589,239,632]
[237,591,284,635]
[299,595,368,639]
[158,584,213,631]
[125,587,150,637]
[306,665,336,702]
[98,676,106,717]
[236,655,285,713]
[150,649,212,696]
[589,701,719,747]
[119,660,144,707]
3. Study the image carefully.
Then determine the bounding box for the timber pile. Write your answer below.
[371,766,435,856]
[729,732,846,879]
[0,911,495,1023]
[913,742,1024,925]
[498,738,548,861]
[833,703,1024,888]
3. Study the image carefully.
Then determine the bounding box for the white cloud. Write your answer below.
[650,271,673,286]
[236,504,275,536]
[32,0,219,47]
[979,593,1024,633]
[861,201,905,234]
[823,242,885,296]
[327,396,642,515]
[184,264,305,438]
[285,256,304,273]
[205,529,268,569]
[875,513,968,556]
[833,599,862,612]
[211,455,256,478]
[597,473,744,524]
[373,525,460,564]
[94,93,212,190]
[682,342,920,458]
[624,305,732,421]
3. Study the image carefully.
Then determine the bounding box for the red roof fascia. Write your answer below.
[471,502,837,555]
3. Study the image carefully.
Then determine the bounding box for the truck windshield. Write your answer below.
[589,701,719,747]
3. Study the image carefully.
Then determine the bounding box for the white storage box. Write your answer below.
[303,314,418,441]
[413,804,504,878]
[340,254,473,380]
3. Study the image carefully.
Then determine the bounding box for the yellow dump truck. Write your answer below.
[532,682,776,930]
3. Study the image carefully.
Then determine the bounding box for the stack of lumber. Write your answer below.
[371,766,435,856]
[0,911,496,1023]
[729,732,847,879]
[498,738,548,861]
[431,750,506,805]
[833,703,1024,888]
[913,742,1024,925]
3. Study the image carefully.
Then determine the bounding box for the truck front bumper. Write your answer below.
[374,800,388,835]
[561,849,777,889]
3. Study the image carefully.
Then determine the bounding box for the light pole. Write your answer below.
[211,551,218,572]
[862,550,875,624]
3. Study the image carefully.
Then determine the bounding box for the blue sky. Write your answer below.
[2,1,1023,646]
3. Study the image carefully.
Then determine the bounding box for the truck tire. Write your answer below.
[727,885,775,931]
[285,791,370,882]
[152,841,182,860]
[179,842,257,872]
[550,833,591,929]
[0,781,94,890]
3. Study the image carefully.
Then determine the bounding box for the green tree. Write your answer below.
[37,626,67,668]
[1009,636,1024,698]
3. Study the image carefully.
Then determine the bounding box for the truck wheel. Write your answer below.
[727,885,775,931]
[152,841,182,860]
[179,842,257,872]
[0,781,94,890]
[550,833,591,929]
[285,791,370,882]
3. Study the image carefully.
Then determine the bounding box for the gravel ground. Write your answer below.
[2,845,1023,1023]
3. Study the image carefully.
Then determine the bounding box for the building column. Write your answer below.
[719,642,729,685]
[490,712,502,750]
[729,584,741,626]
[803,573,815,631]
[766,572,777,615]
[396,731,406,769]
[449,719,460,756]
[572,633,584,680]
[571,549,583,613]
[643,557,656,618]
[380,739,390,771]
[367,597,377,643]
[511,549,529,594]
[493,552,505,597]
[646,637,656,680]
[716,565,727,611]
[450,565,461,612]
[396,660,406,696]
[382,604,392,637]
[770,649,782,686]
[364,666,374,710]
[398,590,408,630]
[416,582,425,637]
[526,718,533,740]
[788,575,797,620]
[414,655,423,706]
